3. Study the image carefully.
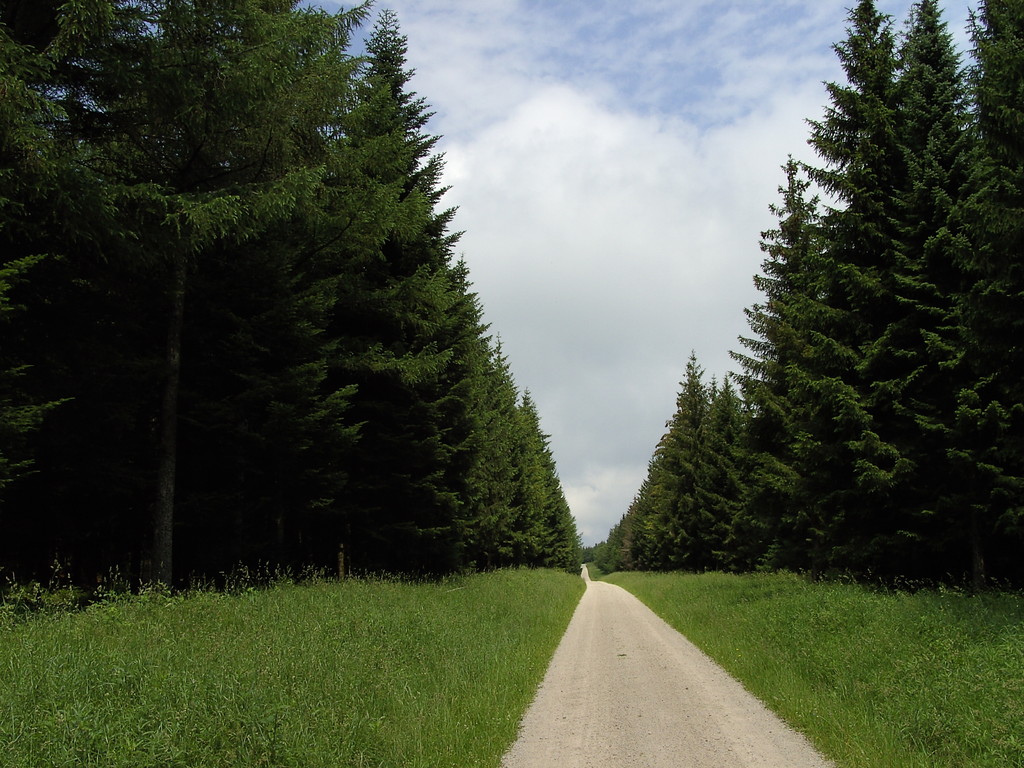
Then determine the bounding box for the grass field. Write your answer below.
[0,569,584,768]
[603,569,1024,768]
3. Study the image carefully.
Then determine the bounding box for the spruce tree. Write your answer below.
[517,392,580,571]
[594,513,630,573]
[633,446,672,574]
[955,0,1024,586]
[97,0,371,583]
[617,357,744,572]
[332,8,471,574]
[700,376,747,570]
[621,463,669,570]
[734,158,823,572]
[461,339,521,569]
[881,0,975,579]
[650,354,710,571]
[1,0,372,583]
[1,1,578,583]
[802,0,908,575]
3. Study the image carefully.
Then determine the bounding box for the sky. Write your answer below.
[321,0,975,546]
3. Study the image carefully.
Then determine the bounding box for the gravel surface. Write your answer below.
[501,565,836,768]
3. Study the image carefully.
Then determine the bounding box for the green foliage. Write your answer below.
[608,571,1024,768]
[613,0,1024,587]
[0,568,585,767]
[953,0,1024,585]
[605,355,746,574]
[0,257,56,491]
[516,392,581,571]
[0,2,579,582]
[798,0,909,576]
[0,10,83,496]
[734,159,823,572]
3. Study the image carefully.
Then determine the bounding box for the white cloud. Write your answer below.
[328,0,978,545]
[439,83,793,538]
[563,463,649,545]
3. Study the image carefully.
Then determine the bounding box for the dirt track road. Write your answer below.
[501,566,835,768]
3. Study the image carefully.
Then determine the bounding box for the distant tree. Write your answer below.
[461,340,522,569]
[517,392,580,571]
[700,377,747,570]
[458,346,581,572]
[613,358,749,573]
[622,456,668,569]
[592,513,630,574]
[617,354,713,572]
[658,354,711,570]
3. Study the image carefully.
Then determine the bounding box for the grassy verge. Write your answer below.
[0,569,584,768]
[582,562,608,580]
[605,570,1023,768]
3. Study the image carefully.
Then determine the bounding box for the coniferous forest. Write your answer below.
[0,1,580,585]
[595,0,1024,589]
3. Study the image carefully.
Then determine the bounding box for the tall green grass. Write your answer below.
[0,569,584,768]
[605,570,1024,767]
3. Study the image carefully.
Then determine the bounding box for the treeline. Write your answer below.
[0,1,579,585]
[595,0,1023,588]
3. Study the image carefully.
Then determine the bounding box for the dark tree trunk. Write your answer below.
[151,255,186,585]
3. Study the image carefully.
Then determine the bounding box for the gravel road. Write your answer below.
[501,565,836,768]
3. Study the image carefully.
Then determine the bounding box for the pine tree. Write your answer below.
[517,392,580,571]
[1,0,373,583]
[593,513,630,573]
[98,0,371,583]
[172,222,360,575]
[1,1,578,583]
[330,8,473,574]
[650,354,711,570]
[954,0,1024,586]
[620,466,665,570]
[461,339,521,569]
[801,0,908,576]
[700,377,747,570]
[615,357,745,572]
[880,0,976,579]
[734,158,823,572]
